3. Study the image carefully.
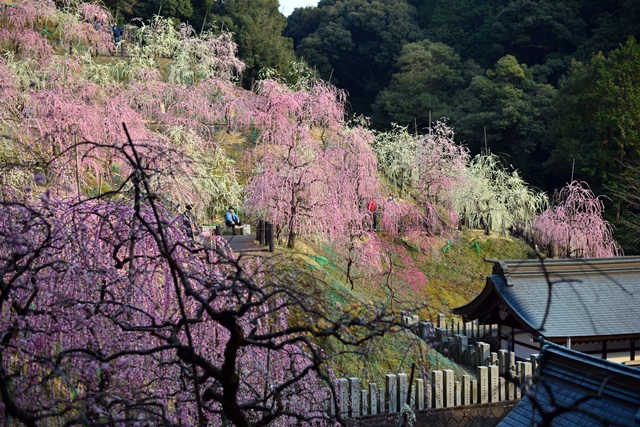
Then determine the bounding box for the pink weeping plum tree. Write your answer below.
[0,195,329,426]
[413,122,469,205]
[1,0,249,214]
[534,180,622,258]
[0,130,407,426]
[410,122,468,237]
[0,8,421,424]
[0,0,55,61]
[0,0,114,60]
[244,81,381,249]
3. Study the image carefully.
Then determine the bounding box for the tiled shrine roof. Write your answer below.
[499,341,640,427]
[454,257,640,340]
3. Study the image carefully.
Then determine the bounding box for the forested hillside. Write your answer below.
[286,0,640,251]
[0,0,629,424]
[97,0,640,251]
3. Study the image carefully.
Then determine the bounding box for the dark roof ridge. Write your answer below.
[485,256,640,286]
[540,339,640,378]
[456,257,640,338]
[499,341,640,427]
[538,340,640,400]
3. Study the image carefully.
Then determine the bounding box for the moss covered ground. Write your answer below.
[279,228,535,384]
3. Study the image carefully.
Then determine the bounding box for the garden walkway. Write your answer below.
[222,234,268,253]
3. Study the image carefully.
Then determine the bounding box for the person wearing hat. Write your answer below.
[225,206,243,235]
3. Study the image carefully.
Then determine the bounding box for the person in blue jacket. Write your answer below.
[225,206,243,235]
[112,22,121,44]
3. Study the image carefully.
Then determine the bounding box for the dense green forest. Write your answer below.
[286,0,640,188]
[284,0,640,253]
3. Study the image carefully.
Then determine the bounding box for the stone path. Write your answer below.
[222,234,268,253]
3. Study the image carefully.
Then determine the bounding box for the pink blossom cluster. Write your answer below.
[244,80,381,248]
[0,189,332,424]
[0,4,426,423]
[534,181,622,257]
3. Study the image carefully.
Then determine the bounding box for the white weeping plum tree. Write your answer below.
[452,150,548,236]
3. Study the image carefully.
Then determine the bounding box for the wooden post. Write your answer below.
[530,354,539,374]
[490,352,498,366]
[437,313,446,329]
[499,349,509,376]
[360,388,369,415]
[478,366,488,404]
[415,378,425,410]
[348,377,360,417]
[471,378,478,404]
[475,341,490,367]
[432,370,443,409]
[267,221,274,252]
[257,220,264,245]
[443,369,454,408]
[515,362,522,399]
[215,225,221,236]
[456,334,468,363]
[264,222,269,245]
[360,389,368,416]
[520,361,533,392]
[368,383,378,415]
[509,351,517,379]
[461,375,471,405]
[489,365,499,402]
[507,377,516,400]
[397,372,408,410]
[385,374,397,413]
[406,363,416,409]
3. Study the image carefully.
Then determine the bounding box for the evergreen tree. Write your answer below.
[416,0,507,68]
[132,0,194,22]
[288,0,422,114]
[372,39,464,131]
[210,0,295,85]
[547,37,640,194]
[453,55,556,188]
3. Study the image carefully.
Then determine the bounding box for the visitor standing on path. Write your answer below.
[112,22,121,45]
[182,204,201,241]
[368,198,378,231]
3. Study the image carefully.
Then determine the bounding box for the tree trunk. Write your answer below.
[287,230,296,249]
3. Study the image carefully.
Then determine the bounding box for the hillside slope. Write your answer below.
[282,228,535,380]
[1,3,541,423]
